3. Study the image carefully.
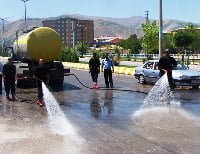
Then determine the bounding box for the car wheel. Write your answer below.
[192,85,199,89]
[139,75,146,84]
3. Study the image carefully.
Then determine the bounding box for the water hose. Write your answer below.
[64,73,148,94]
[14,73,148,103]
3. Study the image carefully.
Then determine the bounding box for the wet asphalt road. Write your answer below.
[0,69,200,154]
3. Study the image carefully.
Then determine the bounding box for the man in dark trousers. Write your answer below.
[0,62,3,94]
[158,49,177,89]
[3,58,16,101]
[89,53,100,89]
[34,58,49,107]
[101,53,114,88]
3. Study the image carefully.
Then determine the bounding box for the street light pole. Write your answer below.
[0,18,5,53]
[159,0,163,58]
[21,0,29,31]
[0,17,13,53]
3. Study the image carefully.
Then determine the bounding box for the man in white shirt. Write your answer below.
[101,53,114,88]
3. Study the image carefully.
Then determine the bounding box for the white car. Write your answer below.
[134,60,200,89]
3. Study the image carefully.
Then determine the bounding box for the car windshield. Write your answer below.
[173,61,188,70]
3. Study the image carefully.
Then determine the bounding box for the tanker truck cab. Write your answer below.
[13,27,68,89]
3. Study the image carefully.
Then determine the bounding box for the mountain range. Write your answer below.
[0,14,199,46]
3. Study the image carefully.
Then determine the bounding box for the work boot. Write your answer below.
[11,95,16,101]
[95,83,99,89]
[36,99,44,107]
[110,83,113,88]
[93,82,97,89]
[6,96,11,101]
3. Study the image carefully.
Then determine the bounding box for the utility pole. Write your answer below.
[81,26,84,58]
[145,10,149,22]
[21,0,29,31]
[0,18,5,53]
[0,17,13,53]
[145,11,149,58]
[159,0,163,58]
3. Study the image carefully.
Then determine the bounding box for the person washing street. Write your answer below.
[2,58,16,101]
[89,53,100,89]
[34,58,49,107]
[101,53,114,88]
[158,49,177,89]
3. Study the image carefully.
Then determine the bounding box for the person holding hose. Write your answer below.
[158,49,177,89]
[34,58,49,107]
[89,53,100,89]
[2,58,16,101]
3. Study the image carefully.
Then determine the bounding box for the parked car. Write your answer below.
[134,60,200,89]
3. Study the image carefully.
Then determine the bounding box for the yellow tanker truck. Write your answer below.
[13,27,66,88]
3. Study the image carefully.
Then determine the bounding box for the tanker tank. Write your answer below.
[13,27,67,89]
[13,27,62,62]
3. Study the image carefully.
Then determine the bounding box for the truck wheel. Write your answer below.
[139,75,146,84]
[192,85,199,89]
[57,79,63,88]
[17,80,24,88]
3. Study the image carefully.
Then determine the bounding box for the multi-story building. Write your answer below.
[42,18,94,48]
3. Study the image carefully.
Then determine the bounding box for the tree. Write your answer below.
[118,34,141,54]
[118,39,127,50]
[184,23,200,53]
[57,46,79,62]
[75,43,89,57]
[174,31,193,53]
[114,46,120,59]
[126,34,141,54]
[141,21,159,54]
[163,33,177,54]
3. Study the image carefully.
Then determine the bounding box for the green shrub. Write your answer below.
[126,54,131,61]
[0,51,10,57]
[57,47,79,63]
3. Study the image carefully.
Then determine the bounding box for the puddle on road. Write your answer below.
[1,72,200,153]
[132,74,200,153]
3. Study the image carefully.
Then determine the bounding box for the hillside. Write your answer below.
[0,14,199,46]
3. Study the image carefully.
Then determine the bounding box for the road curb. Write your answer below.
[62,62,135,76]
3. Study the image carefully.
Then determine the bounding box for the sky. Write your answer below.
[0,0,200,23]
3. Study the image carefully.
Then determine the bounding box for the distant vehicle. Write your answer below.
[134,60,200,89]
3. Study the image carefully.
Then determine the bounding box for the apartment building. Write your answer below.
[42,18,94,47]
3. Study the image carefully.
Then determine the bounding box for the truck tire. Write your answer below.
[17,79,36,88]
[192,85,199,89]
